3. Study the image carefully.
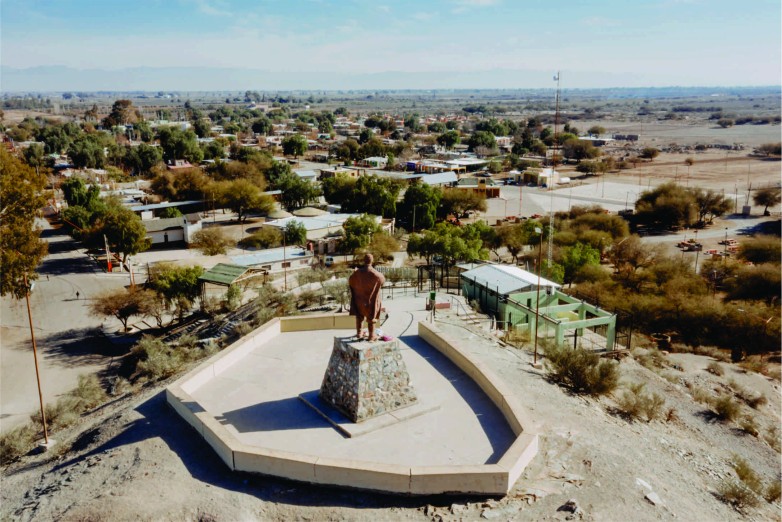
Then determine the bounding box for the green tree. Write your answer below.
[323,280,350,312]
[397,183,441,231]
[437,130,461,150]
[342,214,380,253]
[438,188,487,219]
[428,122,446,133]
[239,227,282,249]
[341,176,401,218]
[158,127,203,164]
[283,220,307,246]
[102,99,141,128]
[468,130,496,152]
[275,173,321,210]
[0,148,49,298]
[151,167,212,201]
[321,174,356,206]
[640,147,660,160]
[562,139,600,163]
[190,227,233,255]
[68,135,106,169]
[217,179,273,222]
[635,182,697,229]
[737,235,781,265]
[251,117,273,135]
[97,203,151,263]
[282,134,308,158]
[367,232,399,263]
[752,187,781,214]
[22,143,46,176]
[561,242,601,285]
[147,263,204,308]
[587,125,606,137]
[407,222,487,266]
[125,143,163,175]
[689,187,732,223]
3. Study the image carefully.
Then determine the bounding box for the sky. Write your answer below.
[1,0,781,90]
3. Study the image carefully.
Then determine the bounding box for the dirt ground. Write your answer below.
[2,302,780,521]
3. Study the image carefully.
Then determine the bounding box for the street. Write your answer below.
[0,220,128,433]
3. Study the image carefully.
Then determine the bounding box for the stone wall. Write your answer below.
[320,337,417,422]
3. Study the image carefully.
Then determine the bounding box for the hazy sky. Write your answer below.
[2,0,781,88]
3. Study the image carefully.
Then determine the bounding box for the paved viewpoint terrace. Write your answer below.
[167,295,538,495]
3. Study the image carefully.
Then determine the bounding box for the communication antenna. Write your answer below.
[547,72,561,274]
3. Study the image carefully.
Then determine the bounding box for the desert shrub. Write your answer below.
[108,376,133,397]
[718,480,759,509]
[706,361,724,376]
[543,342,619,396]
[713,394,741,422]
[729,379,768,409]
[738,356,769,376]
[732,455,764,494]
[131,337,185,381]
[190,227,233,255]
[660,371,680,384]
[665,407,679,423]
[234,322,254,337]
[633,348,667,371]
[689,384,713,405]
[0,424,37,465]
[764,426,781,452]
[223,285,242,311]
[765,480,781,503]
[739,416,759,437]
[296,288,321,308]
[70,375,108,410]
[31,396,81,431]
[616,383,666,422]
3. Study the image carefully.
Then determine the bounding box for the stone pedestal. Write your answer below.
[320,337,418,423]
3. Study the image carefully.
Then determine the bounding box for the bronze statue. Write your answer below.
[348,253,386,341]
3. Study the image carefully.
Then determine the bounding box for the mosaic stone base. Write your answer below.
[319,336,418,423]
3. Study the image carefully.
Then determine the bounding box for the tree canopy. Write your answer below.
[0,148,49,299]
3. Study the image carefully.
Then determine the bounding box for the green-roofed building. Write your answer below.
[199,263,267,300]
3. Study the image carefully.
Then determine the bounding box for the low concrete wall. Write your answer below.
[166,314,538,495]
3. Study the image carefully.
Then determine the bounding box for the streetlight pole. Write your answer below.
[533,227,544,366]
[23,274,49,446]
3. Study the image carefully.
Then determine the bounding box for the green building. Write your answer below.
[460,263,617,350]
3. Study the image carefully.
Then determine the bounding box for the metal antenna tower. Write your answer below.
[547,72,561,273]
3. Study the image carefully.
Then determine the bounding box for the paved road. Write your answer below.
[0,221,128,433]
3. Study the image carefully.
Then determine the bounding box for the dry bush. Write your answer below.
[718,480,759,509]
[234,322,254,337]
[633,348,667,371]
[108,376,133,397]
[543,342,619,396]
[739,356,769,376]
[765,480,781,503]
[729,379,768,409]
[713,394,741,422]
[739,416,760,437]
[706,361,724,376]
[733,455,764,494]
[131,337,185,382]
[0,424,37,465]
[689,385,714,405]
[616,383,666,422]
[764,426,781,452]
[660,371,680,384]
[30,396,82,431]
[71,375,108,410]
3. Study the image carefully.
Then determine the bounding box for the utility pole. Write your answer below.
[533,227,544,367]
[24,274,50,447]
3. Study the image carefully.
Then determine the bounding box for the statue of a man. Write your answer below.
[348,253,386,341]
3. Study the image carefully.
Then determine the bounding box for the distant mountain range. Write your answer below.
[2,66,779,94]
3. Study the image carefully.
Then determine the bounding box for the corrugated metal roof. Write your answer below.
[231,246,314,267]
[417,171,458,185]
[199,263,249,286]
[460,264,560,295]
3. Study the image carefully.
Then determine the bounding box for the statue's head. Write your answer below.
[364,253,374,266]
